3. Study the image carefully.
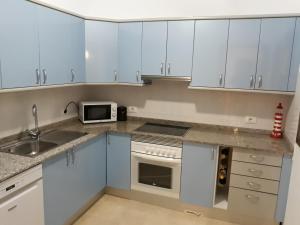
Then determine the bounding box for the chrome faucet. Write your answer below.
[28,104,41,140]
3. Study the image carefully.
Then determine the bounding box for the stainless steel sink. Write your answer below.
[1,140,58,157]
[0,130,88,158]
[40,130,88,145]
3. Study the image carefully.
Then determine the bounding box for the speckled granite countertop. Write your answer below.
[0,118,293,183]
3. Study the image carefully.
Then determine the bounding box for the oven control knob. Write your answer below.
[112,108,116,112]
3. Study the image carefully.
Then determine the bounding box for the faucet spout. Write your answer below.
[28,104,40,140]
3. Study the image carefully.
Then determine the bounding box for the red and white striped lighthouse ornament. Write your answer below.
[271,103,283,139]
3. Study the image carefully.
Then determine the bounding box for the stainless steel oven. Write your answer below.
[131,136,182,199]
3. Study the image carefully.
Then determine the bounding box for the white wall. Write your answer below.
[33,0,300,20]
[284,71,300,225]
[0,86,86,138]
[86,81,292,130]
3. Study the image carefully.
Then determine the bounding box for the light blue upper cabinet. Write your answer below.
[166,21,195,77]
[85,21,118,83]
[256,18,296,91]
[0,0,40,88]
[142,21,167,76]
[225,19,261,89]
[191,20,229,87]
[180,143,218,208]
[67,15,85,83]
[118,22,143,83]
[288,18,300,92]
[38,5,70,85]
[107,133,131,190]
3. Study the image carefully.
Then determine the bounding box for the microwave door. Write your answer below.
[84,105,111,121]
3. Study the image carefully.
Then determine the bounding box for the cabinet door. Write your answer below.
[191,20,229,87]
[107,133,131,190]
[68,15,85,83]
[225,19,261,89]
[38,6,70,85]
[85,21,118,83]
[0,0,40,88]
[74,135,107,205]
[256,18,296,91]
[142,21,167,76]
[43,152,73,225]
[180,143,218,208]
[166,21,194,77]
[118,22,143,83]
[288,18,300,92]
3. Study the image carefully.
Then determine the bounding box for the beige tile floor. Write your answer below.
[74,195,239,225]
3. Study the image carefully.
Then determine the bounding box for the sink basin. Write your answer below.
[40,130,88,145]
[0,130,88,158]
[1,140,58,157]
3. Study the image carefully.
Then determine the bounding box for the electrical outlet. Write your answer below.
[128,106,138,113]
[245,116,257,124]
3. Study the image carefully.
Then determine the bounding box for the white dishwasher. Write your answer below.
[0,165,44,225]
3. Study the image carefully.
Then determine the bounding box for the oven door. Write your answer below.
[131,152,181,199]
[83,104,112,123]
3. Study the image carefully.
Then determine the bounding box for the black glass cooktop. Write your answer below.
[135,123,190,137]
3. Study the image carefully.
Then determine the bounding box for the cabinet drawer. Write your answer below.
[230,174,279,194]
[232,148,282,166]
[231,161,281,181]
[228,187,277,219]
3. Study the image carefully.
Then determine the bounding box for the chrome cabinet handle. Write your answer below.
[167,63,171,75]
[211,148,216,160]
[245,194,260,202]
[249,154,265,162]
[35,69,40,84]
[136,71,140,82]
[219,74,223,86]
[71,148,75,165]
[248,168,263,176]
[66,150,70,167]
[250,75,254,88]
[114,70,117,81]
[247,181,261,190]
[8,205,17,212]
[258,75,263,88]
[71,69,75,82]
[107,134,110,145]
[42,69,47,84]
[160,63,164,74]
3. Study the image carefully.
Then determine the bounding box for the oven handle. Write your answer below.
[132,152,181,165]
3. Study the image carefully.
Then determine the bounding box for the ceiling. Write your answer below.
[32,0,300,20]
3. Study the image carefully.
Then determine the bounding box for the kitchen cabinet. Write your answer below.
[142,21,168,76]
[275,155,292,223]
[85,21,118,83]
[43,135,106,225]
[256,18,296,91]
[0,0,40,89]
[68,15,85,83]
[118,22,143,83]
[288,18,300,92]
[166,21,194,77]
[180,143,218,208]
[37,5,71,85]
[107,132,131,190]
[191,20,229,87]
[225,19,261,89]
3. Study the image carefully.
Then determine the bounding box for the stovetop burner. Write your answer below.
[135,123,190,137]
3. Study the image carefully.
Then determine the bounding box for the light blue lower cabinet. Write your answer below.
[43,135,106,225]
[275,155,292,223]
[180,143,218,208]
[107,132,131,190]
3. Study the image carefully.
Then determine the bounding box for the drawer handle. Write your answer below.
[248,168,263,176]
[247,181,261,190]
[249,154,265,162]
[8,205,17,212]
[245,194,260,202]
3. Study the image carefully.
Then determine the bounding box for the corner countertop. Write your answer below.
[0,118,293,183]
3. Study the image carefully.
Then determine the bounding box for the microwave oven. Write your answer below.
[79,101,117,124]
